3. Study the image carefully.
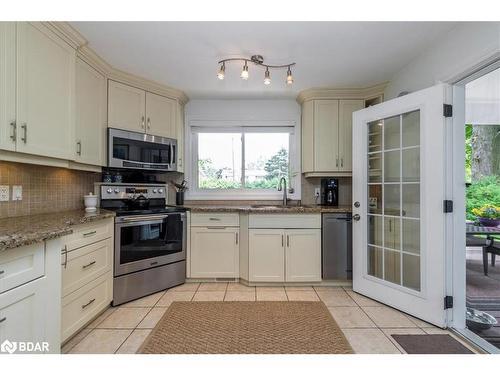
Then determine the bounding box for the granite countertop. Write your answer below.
[0,209,116,252]
[183,204,352,214]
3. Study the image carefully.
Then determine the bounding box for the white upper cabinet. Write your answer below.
[75,58,106,166]
[145,91,176,138]
[108,80,146,133]
[16,22,75,160]
[302,98,365,176]
[108,80,178,139]
[0,22,16,152]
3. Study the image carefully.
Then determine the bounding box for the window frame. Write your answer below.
[186,120,301,200]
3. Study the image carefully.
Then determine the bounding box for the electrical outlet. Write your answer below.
[12,185,22,201]
[314,188,320,198]
[0,185,9,202]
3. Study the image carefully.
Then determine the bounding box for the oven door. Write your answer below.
[114,213,186,276]
[108,128,176,171]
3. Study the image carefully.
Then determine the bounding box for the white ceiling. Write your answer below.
[71,22,458,99]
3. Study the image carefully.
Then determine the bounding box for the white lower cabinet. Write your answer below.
[248,229,285,282]
[190,227,239,278]
[285,230,322,282]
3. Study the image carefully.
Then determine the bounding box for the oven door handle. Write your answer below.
[117,215,168,224]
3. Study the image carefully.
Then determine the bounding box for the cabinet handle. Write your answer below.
[21,123,27,143]
[81,298,96,309]
[10,121,16,142]
[287,235,289,247]
[336,158,339,167]
[206,226,227,229]
[76,140,82,156]
[141,116,145,129]
[147,117,151,130]
[0,270,4,275]
[341,157,344,168]
[208,218,221,221]
[389,219,392,232]
[282,234,284,247]
[83,230,97,237]
[62,245,68,269]
[0,317,6,323]
[82,260,96,269]
[235,233,238,245]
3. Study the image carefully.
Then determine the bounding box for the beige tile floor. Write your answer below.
[63,282,474,354]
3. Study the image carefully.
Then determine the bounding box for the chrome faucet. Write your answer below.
[277,177,288,206]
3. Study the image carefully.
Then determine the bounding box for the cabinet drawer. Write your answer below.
[0,243,45,294]
[64,218,113,251]
[191,213,239,227]
[61,272,112,342]
[249,214,321,229]
[61,238,113,298]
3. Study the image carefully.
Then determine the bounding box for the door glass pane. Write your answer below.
[368,153,382,182]
[402,148,420,182]
[384,185,400,216]
[368,246,383,278]
[384,249,401,284]
[384,150,400,182]
[402,111,420,147]
[402,219,420,254]
[384,217,400,250]
[403,253,420,291]
[368,215,383,247]
[368,184,382,214]
[365,110,421,292]
[368,120,382,153]
[402,184,420,218]
[384,116,400,150]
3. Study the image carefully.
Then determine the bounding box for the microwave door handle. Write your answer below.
[171,144,175,165]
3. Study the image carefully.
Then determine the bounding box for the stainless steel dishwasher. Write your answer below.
[322,213,352,280]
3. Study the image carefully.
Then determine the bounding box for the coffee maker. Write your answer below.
[321,178,339,206]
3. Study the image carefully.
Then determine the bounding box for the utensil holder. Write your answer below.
[176,191,184,206]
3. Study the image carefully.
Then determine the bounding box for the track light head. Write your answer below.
[217,63,225,80]
[264,68,271,85]
[241,61,249,80]
[286,66,293,85]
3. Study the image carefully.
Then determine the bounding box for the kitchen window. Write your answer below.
[188,124,300,199]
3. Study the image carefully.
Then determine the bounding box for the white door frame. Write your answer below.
[446,56,500,353]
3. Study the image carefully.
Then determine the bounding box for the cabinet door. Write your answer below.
[338,99,364,171]
[301,100,314,173]
[16,22,75,159]
[108,80,146,132]
[176,102,185,172]
[0,22,16,152]
[190,227,239,278]
[285,229,321,282]
[249,229,284,282]
[0,277,46,345]
[75,58,106,166]
[314,100,339,171]
[145,92,176,138]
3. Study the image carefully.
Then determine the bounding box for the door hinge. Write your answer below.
[443,104,453,117]
[444,296,453,309]
[443,200,453,213]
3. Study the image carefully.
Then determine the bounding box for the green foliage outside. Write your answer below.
[465,124,472,183]
[466,175,500,221]
[199,148,289,190]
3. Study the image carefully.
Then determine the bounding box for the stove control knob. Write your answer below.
[106,188,113,194]
[158,188,164,194]
[153,189,157,194]
[114,189,120,194]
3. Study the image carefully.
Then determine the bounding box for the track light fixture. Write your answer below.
[217,55,295,86]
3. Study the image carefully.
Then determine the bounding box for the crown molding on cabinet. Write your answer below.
[296,82,388,104]
[45,22,189,105]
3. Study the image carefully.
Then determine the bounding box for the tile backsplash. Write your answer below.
[0,161,101,218]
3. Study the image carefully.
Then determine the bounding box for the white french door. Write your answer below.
[352,84,452,328]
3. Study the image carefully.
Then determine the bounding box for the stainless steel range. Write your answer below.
[99,183,187,306]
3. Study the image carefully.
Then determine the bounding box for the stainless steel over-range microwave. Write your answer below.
[108,128,177,172]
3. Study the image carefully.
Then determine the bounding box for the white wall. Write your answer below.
[385,22,500,99]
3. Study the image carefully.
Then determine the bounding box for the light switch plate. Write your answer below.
[0,185,8,202]
[12,185,22,201]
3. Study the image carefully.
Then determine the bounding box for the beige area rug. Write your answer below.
[139,301,353,354]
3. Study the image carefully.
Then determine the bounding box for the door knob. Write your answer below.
[352,214,361,221]
[354,201,360,208]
